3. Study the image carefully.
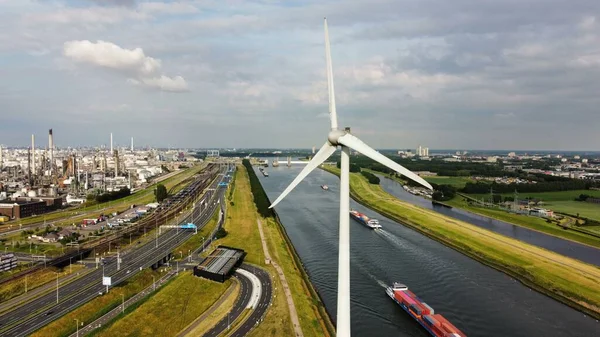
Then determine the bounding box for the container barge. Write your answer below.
[349,210,382,229]
[386,282,466,337]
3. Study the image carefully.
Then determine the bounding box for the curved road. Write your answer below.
[203,264,272,337]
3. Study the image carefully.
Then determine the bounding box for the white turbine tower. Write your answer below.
[269,18,433,337]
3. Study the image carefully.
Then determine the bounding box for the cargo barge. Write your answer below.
[386,282,466,337]
[349,210,382,229]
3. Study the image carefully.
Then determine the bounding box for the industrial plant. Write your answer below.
[0,129,199,220]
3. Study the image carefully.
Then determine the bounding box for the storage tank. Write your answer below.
[27,191,37,197]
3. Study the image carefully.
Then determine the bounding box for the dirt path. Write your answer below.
[256,218,304,337]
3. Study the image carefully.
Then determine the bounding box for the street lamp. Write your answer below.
[152,275,155,291]
[75,319,79,337]
[122,294,125,313]
[56,272,59,304]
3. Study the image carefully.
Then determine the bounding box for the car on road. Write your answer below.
[44,311,53,316]
[98,291,104,296]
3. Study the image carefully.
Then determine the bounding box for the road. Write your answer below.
[203,264,272,337]
[0,166,229,337]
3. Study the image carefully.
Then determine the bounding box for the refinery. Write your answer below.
[0,129,199,221]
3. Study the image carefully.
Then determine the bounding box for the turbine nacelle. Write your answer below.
[327,129,347,146]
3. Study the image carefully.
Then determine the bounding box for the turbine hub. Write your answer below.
[327,129,346,146]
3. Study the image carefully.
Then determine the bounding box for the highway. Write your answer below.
[203,264,272,337]
[0,166,230,337]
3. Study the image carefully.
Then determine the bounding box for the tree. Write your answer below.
[155,184,168,202]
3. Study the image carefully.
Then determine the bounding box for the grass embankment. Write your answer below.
[90,271,230,337]
[321,166,600,319]
[446,197,600,249]
[31,268,168,337]
[213,165,333,337]
[182,281,240,337]
[0,264,85,302]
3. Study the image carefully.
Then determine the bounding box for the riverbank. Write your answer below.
[322,166,600,320]
[370,169,600,249]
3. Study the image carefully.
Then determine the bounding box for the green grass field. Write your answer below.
[92,272,229,337]
[321,166,600,319]
[543,201,600,221]
[423,176,474,188]
[467,189,600,221]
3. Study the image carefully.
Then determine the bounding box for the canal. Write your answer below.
[256,165,599,337]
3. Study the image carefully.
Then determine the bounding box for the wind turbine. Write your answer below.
[269,18,433,336]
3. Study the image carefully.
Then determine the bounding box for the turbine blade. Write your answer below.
[337,134,433,190]
[269,142,336,208]
[324,18,338,130]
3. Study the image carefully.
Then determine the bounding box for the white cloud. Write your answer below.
[63,40,188,92]
[64,40,161,75]
[130,76,189,92]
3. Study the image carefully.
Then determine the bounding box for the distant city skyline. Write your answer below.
[1,0,599,150]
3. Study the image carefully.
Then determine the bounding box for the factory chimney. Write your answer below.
[131,137,134,152]
[0,144,3,170]
[48,129,54,174]
[114,149,119,178]
[110,133,113,153]
[31,134,35,176]
[28,147,32,185]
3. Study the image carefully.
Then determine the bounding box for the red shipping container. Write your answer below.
[395,291,417,306]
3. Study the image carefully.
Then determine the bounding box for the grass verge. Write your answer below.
[182,279,240,337]
[31,268,168,337]
[90,271,229,337]
[0,264,86,303]
[322,166,600,320]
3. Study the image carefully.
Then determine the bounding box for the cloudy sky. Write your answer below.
[1,0,599,150]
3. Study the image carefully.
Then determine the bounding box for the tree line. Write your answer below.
[242,159,274,218]
[94,187,131,203]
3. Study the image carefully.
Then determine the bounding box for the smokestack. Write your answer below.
[0,144,3,170]
[49,129,54,174]
[114,149,119,178]
[131,137,134,152]
[28,147,32,185]
[110,133,113,153]
[31,134,35,176]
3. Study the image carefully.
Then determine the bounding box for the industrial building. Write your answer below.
[193,246,246,283]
